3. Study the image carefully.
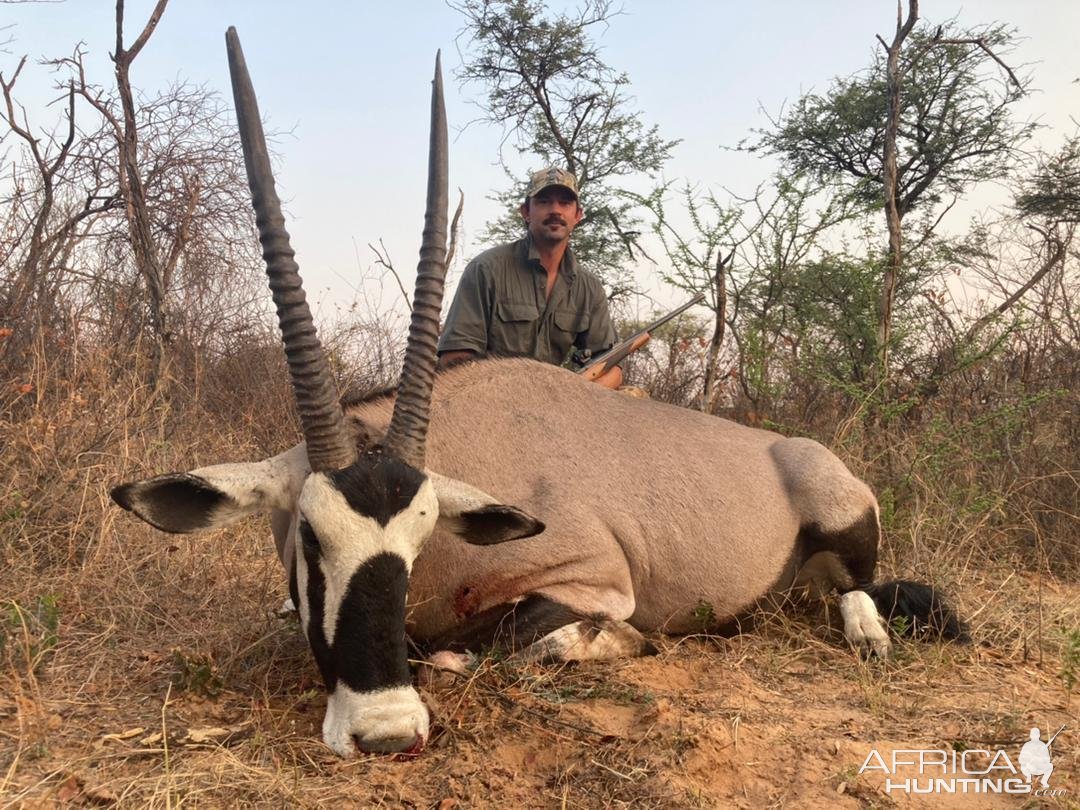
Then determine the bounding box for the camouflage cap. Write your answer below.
[524,166,579,201]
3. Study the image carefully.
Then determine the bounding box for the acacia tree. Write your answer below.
[643,178,861,415]
[452,0,677,297]
[1016,133,1080,224]
[747,11,1033,383]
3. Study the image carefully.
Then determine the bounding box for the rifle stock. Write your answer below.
[580,333,650,381]
[577,292,705,380]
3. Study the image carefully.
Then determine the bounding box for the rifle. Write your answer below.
[1047,724,1066,748]
[578,292,705,382]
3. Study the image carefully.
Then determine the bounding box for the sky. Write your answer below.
[3,1,1078,319]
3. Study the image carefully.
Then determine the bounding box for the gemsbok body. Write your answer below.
[112,29,965,758]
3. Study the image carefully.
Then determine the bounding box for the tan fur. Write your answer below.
[791,551,855,598]
[271,358,879,638]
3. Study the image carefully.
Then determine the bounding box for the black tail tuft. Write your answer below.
[864,580,970,643]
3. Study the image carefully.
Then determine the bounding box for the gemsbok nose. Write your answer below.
[320,682,432,757]
[354,732,425,756]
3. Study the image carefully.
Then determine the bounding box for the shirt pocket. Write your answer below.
[553,308,590,336]
[551,308,590,359]
[493,299,540,356]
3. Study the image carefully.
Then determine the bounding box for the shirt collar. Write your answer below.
[522,234,577,282]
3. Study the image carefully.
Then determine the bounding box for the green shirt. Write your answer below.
[437,236,616,366]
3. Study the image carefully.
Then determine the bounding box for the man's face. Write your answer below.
[520,187,583,246]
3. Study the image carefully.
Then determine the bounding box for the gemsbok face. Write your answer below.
[112,29,543,757]
[294,454,437,755]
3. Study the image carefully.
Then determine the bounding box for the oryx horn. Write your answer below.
[225,27,356,473]
[382,52,449,469]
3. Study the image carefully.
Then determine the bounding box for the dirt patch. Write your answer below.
[2,565,1076,807]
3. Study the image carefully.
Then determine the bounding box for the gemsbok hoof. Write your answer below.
[840,590,893,658]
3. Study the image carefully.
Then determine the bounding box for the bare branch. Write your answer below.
[966,232,1067,339]
[444,188,465,269]
[114,0,169,64]
[369,238,412,312]
[935,37,1025,92]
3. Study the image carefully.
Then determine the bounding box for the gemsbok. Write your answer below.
[112,28,966,757]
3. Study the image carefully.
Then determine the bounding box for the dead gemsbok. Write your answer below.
[112,29,966,758]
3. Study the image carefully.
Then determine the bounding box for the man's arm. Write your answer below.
[577,285,616,358]
[438,349,477,368]
[577,283,621,388]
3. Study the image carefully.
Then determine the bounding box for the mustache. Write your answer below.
[543,215,567,226]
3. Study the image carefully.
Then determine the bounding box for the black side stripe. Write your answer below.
[300,521,335,689]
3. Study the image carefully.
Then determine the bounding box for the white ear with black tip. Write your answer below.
[112,444,309,533]
[427,471,544,545]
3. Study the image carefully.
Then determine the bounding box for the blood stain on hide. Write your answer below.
[452,585,478,619]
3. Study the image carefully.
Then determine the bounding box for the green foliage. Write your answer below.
[453,0,678,293]
[889,614,911,637]
[692,599,717,631]
[170,648,223,698]
[919,390,1060,481]
[1,595,60,675]
[877,487,897,534]
[1015,133,1080,223]
[784,254,882,382]
[2,490,27,522]
[746,21,1033,218]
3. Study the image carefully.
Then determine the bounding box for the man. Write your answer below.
[1019,727,1056,789]
[437,167,622,388]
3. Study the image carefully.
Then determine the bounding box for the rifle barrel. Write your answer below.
[579,292,705,374]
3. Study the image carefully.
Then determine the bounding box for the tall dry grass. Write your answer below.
[0,307,1076,805]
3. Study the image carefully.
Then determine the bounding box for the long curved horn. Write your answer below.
[383,53,449,469]
[226,28,356,473]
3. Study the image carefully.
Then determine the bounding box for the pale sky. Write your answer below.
[4,1,1078,318]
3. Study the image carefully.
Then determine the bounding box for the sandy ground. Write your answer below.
[1,560,1076,809]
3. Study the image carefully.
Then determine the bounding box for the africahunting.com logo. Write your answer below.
[859,725,1068,797]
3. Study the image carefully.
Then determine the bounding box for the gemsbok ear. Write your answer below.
[428,471,545,545]
[112,445,309,534]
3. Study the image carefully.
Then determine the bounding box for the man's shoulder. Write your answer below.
[571,264,608,299]
[467,239,526,270]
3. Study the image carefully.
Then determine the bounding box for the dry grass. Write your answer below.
[1,333,1078,807]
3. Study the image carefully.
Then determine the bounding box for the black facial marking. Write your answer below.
[330,451,426,527]
[333,552,412,692]
[288,556,300,614]
[299,523,411,694]
[111,474,228,533]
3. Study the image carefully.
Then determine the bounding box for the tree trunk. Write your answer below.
[877,0,918,386]
[113,0,171,381]
[701,249,729,413]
